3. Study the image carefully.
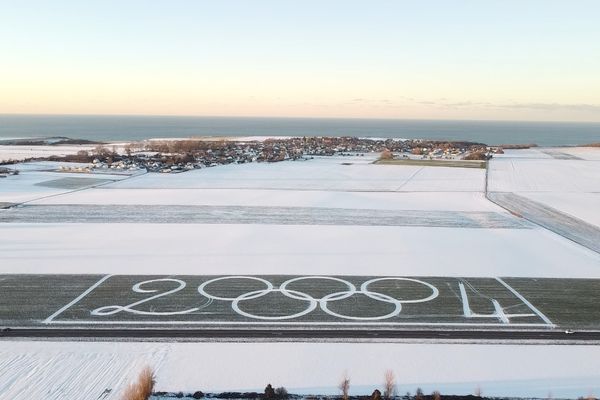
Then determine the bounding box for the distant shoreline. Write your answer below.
[0,115,599,146]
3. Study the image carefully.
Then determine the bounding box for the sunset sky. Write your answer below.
[1,0,600,121]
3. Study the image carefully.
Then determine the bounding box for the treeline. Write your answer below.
[122,367,596,400]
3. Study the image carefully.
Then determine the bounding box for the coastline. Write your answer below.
[1,115,599,146]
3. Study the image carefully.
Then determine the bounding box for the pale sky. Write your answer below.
[1,0,600,121]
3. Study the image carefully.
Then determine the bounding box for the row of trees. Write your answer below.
[121,366,484,400]
[340,370,399,400]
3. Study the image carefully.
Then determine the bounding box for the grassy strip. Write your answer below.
[374,158,486,169]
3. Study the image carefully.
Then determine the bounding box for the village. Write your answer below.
[0,136,499,174]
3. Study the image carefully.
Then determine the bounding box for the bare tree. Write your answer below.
[264,384,276,400]
[379,149,394,161]
[432,390,442,400]
[474,386,482,397]
[121,366,155,400]
[415,388,424,400]
[93,145,112,158]
[339,372,350,400]
[275,387,289,399]
[383,370,396,399]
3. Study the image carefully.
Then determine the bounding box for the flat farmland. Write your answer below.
[0,204,527,228]
[2,274,599,336]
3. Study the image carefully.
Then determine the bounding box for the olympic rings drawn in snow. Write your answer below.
[90,276,439,321]
[198,276,439,321]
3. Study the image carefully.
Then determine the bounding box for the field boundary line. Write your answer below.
[44,319,552,327]
[495,277,554,327]
[43,274,113,324]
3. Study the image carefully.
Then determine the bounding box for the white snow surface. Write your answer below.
[493,149,554,159]
[3,156,489,211]
[0,223,598,277]
[2,150,600,399]
[2,153,599,278]
[1,341,600,399]
[0,144,96,162]
[522,192,600,227]
[0,341,168,400]
[488,158,600,193]
[488,148,600,227]
[493,147,600,161]
[550,146,600,161]
[0,169,129,203]
[108,157,485,192]
[30,189,503,212]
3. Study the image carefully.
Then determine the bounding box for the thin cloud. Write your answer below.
[495,102,600,112]
[407,99,600,112]
[336,98,600,113]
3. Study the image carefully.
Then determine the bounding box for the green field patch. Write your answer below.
[375,158,486,169]
[43,275,553,328]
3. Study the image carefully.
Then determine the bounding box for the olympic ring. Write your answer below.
[361,278,439,304]
[232,289,318,320]
[320,290,402,321]
[196,276,440,321]
[198,276,273,301]
[90,276,440,321]
[279,276,356,302]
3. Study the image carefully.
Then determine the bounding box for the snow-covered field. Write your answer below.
[106,156,485,192]
[1,223,598,277]
[22,158,491,212]
[494,147,600,161]
[0,144,96,162]
[1,341,599,400]
[0,169,131,203]
[2,148,600,399]
[488,147,600,226]
[548,146,600,161]
[30,188,501,211]
[488,158,600,192]
[2,152,598,279]
[522,192,600,227]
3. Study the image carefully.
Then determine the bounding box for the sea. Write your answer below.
[1,114,599,146]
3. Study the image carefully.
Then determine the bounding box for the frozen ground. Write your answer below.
[1,341,599,400]
[107,156,485,192]
[0,144,96,162]
[488,147,600,227]
[3,157,487,209]
[0,170,127,203]
[493,147,600,161]
[29,188,501,212]
[547,146,600,161]
[522,192,600,227]
[488,158,600,192]
[487,192,600,253]
[2,149,600,399]
[0,205,527,228]
[0,161,137,204]
[1,223,598,277]
[1,153,599,277]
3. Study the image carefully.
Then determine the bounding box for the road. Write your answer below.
[1,327,599,343]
